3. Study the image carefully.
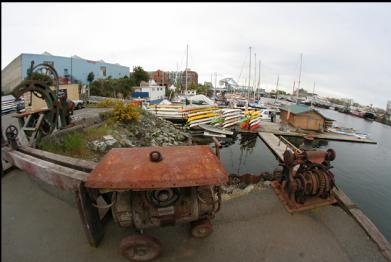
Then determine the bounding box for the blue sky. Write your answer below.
[2,3,390,108]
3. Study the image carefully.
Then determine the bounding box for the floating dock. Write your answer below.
[237,121,377,144]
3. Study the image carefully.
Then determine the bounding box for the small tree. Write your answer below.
[87,72,95,85]
[131,66,149,86]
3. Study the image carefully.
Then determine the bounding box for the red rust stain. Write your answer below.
[86,146,229,189]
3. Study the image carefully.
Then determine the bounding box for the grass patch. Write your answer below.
[38,132,93,159]
[85,125,110,140]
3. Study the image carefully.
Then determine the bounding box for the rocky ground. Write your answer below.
[88,111,191,153]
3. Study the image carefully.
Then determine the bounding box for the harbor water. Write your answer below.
[197,109,391,242]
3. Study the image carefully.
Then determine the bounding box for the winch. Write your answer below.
[271,138,337,213]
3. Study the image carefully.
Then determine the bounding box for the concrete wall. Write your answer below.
[23,84,80,111]
[1,55,22,94]
[20,54,129,85]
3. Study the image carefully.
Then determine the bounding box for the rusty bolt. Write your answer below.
[150,151,162,162]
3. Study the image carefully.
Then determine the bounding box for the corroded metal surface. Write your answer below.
[271,181,337,213]
[86,146,229,189]
[272,146,337,213]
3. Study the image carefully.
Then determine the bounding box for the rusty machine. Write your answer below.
[2,133,227,261]
[9,61,74,145]
[271,136,337,212]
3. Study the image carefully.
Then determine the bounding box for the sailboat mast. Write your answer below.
[185,44,188,95]
[248,46,252,100]
[297,53,303,103]
[311,81,315,108]
[253,53,256,99]
[257,60,261,99]
[214,72,217,97]
[275,74,279,103]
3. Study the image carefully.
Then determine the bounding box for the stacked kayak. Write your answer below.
[186,106,221,127]
[147,105,187,120]
[240,110,262,130]
[210,109,242,128]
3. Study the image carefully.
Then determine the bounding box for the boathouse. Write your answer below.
[280,104,334,131]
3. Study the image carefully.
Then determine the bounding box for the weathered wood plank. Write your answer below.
[258,132,287,161]
[18,146,97,172]
[76,183,105,247]
[334,188,391,261]
[4,150,88,191]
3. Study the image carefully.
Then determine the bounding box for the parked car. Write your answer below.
[72,99,85,110]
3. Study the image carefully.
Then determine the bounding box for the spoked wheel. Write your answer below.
[120,234,161,261]
[190,218,213,238]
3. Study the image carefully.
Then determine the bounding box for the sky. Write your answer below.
[2,3,391,108]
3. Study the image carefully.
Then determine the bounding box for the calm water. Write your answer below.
[195,109,391,242]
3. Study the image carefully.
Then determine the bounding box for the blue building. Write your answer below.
[1,52,130,93]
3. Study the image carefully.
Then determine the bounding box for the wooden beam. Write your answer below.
[334,189,391,261]
[4,150,88,191]
[18,146,97,172]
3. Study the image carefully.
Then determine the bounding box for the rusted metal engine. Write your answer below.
[112,186,221,230]
[271,143,337,213]
[86,146,228,261]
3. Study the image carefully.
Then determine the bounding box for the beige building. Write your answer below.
[23,84,80,111]
[280,104,334,132]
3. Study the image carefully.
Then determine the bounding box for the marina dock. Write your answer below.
[237,121,377,144]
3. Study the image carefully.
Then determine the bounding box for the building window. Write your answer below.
[100,66,107,77]
[64,68,69,76]
[43,61,54,66]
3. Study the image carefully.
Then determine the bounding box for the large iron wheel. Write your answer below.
[120,234,161,261]
[190,218,213,238]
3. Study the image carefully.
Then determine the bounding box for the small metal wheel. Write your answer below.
[190,218,213,238]
[5,125,18,140]
[120,234,161,261]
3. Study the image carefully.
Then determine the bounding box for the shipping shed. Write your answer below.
[280,104,334,132]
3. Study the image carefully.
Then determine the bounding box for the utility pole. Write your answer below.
[297,53,303,103]
[185,44,188,95]
[248,46,252,100]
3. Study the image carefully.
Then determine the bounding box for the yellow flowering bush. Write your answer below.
[111,101,141,124]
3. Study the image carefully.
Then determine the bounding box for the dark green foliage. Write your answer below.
[90,66,149,98]
[90,77,135,98]
[87,72,95,84]
[131,66,149,86]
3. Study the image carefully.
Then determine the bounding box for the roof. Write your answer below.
[281,104,312,114]
[281,104,334,121]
